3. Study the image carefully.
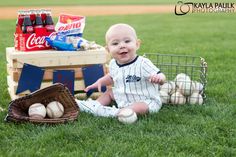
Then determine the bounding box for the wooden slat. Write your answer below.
[6,47,110,68]
[75,92,103,100]
[7,64,19,82]
[7,75,85,95]
[7,87,31,100]
[8,88,104,101]
[7,64,109,82]
[8,87,21,100]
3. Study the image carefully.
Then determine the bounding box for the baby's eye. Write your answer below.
[111,42,118,46]
[125,40,131,43]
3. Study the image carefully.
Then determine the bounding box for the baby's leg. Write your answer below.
[97,88,114,106]
[126,102,149,115]
[122,100,162,115]
[76,88,119,117]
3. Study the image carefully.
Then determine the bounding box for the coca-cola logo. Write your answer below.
[26,26,34,33]
[26,32,55,49]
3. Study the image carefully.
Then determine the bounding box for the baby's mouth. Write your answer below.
[119,51,128,55]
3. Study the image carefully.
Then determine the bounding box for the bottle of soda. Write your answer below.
[44,9,55,32]
[29,9,36,25]
[22,11,34,34]
[34,10,43,29]
[16,10,25,29]
[40,9,47,22]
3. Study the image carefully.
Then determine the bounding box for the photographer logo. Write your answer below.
[175,1,235,15]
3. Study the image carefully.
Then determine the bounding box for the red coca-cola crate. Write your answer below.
[14,26,55,51]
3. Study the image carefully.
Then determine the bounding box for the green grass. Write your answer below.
[0,12,236,156]
[0,0,234,6]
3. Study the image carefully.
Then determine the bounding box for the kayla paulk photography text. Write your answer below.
[175,1,235,15]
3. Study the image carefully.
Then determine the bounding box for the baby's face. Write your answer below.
[106,26,140,65]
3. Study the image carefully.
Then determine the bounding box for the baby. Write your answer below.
[76,23,166,121]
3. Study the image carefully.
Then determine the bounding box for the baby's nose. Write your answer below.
[119,42,126,48]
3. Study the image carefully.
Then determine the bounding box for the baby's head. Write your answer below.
[105,23,138,43]
[105,23,141,65]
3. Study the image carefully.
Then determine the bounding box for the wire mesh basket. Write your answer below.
[144,53,208,105]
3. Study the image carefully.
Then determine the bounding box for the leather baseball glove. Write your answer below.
[5,83,79,124]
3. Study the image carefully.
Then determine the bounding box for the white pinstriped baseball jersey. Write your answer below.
[109,55,162,108]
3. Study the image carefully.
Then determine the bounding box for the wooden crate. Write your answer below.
[6,47,110,68]
[6,47,110,100]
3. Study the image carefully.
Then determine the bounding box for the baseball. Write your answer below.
[175,73,191,82]
[187,92,203,105]
[46,101,64,118]
[170,91,186,105]
[175,73,191,89]
[28,103,46,119]
[178,80,195,96]
[160,82,173,94]
[117,108,137,124]
[169,81,176,94]
[160,90,170,104]
[193,81,204,94]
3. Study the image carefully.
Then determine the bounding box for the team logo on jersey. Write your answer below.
[125,75,141,83]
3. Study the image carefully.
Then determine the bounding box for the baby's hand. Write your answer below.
[84,80,102,92]
[149,73,166,85]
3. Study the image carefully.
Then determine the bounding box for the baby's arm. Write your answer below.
[142,58,166,85]
[149,72,166,85]
[84,73,113,92]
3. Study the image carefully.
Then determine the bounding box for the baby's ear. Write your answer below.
[136,39,141,50]
[105,45,109,52]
